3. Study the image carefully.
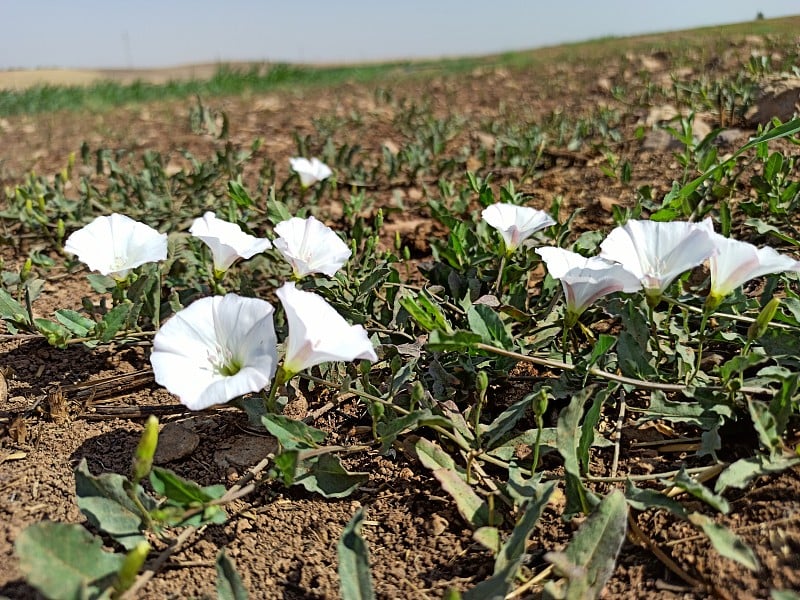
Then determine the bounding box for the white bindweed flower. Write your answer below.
[189,211,272,274]
[64,213,167,280]
[276,282,377,376]
[599,218,716,305]
[481,203,556,254]
[150,294,278,411]
[707,232,800,309]
[273,215,352,278]
[289,157,333,188]
[536,247,641,326]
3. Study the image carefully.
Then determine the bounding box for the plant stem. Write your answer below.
[493,254,507,296]
[473,342,772,396]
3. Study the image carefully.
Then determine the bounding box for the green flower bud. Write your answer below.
[114,541,150,597]
[747,297,780,343]
[132,415,159,483]
[533,389,549,419]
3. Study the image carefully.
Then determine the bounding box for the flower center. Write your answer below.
[210,345,242,377]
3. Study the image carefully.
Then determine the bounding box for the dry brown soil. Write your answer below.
[2,29,800,600]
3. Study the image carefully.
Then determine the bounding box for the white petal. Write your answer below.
[273,216,351,277]
[276,282,376,374]
[190,212,271,272]
[64,213,167,277]
[599,219,715,294]
[290,157,333,187]
[709,233,800,297]
[482,203,555,251]
[537,247,641,314]
[150,294,278,410]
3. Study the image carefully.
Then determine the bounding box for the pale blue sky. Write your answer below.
[1,1,798,70]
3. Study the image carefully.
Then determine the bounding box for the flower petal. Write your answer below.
[190,212,271,272]
[599,219,715,295]
[482,203,555,251]
[709,233,800,298]
[273,215,351,278]
[276,282,376,374]
[64,213,167,278]
[150,294,278,410]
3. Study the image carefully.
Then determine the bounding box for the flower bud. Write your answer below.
[533,389,549,419]
[747,297,780,343]
[131,415,159,483]
[114,541,150,596]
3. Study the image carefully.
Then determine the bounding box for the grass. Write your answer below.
[2,14,798,117]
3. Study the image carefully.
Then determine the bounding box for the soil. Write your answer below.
[2,25,800,599]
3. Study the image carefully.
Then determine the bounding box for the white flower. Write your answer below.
[289,157,333,188]
[536,247,641,324]
[707,233,800,308]
[150,294,278,411]
[189,211,271,274]
[64,213,167,280]
[276,282,377,376]
[273,215,352,278]
[599,218,716,304]
[481,203,556,253]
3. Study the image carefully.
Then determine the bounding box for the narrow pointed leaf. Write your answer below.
[543,490,628,600]
[338,508,375,600]
[432,468,490,528]
[689,513,760,571]
[216,549,249,600]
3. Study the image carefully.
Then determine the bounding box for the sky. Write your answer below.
[1,1,798,70]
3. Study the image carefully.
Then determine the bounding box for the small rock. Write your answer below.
[154,421,200,463]
[213,434,277,469]
[745,75,800,126]
[427,513,448,536]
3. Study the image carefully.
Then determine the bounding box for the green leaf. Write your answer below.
[97,302,132,342]
[432,467,490,528]
[635,390,722,429]
[495,480,556,572]
[216,549,249,600]
[337,508,375,600]
[586,334,616,369]
[748,399,782,457]
[578,385,612,474]
[34,318,71,348]
[55,308,96,336]
[543,490,628,600]
[715,454,800,494]
[294,454,368,499]
[74,459,150,550]
[668,466,729,513]
[15,522,124,600]
[376,409,451,453]
[426,329,483,351]
[87,273,116,293]
[273,450,299,487]
[689,513,760,571]
[467,304,513,349]
[557,387,596,516]
[624,480,688,520]
[672,118,800,205]
[414,437,461,475]
[150,466,226,505]
[484,394,532,449]
[399,292,450,332]
[261,414,326,450]
[0,288,31,327]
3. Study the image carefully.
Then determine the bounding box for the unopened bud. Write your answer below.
[114,541,150,597]
[132,415,159,483]
[747,297,780,343]
[533,389,549,418]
